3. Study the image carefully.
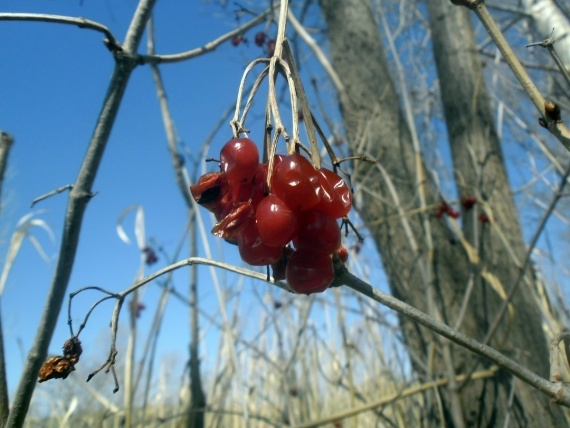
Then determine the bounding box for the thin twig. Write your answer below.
[526,35,570,89]
[139,7,274,64]
[30,185,74,208]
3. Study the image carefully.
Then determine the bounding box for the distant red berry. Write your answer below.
[254,31,267,47]
[142,246,159,265]
[479,213,490,223]
[231,34,244,47]
[461,196,477,210]
[448,209,460,219]
[435,201,459,219]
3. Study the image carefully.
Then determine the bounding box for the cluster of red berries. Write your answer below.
[435,197,492,224]
[435,202,460,219]
[190,137,352,294]
[231,31,277,57]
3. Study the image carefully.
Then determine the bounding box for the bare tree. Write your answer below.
[318,0,567,425]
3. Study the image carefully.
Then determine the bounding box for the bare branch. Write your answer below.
[0,13,122,51]
[339,266,570,407]
[466,1,570,150]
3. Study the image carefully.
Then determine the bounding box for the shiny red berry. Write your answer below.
[286,250,334,294]
[315,168,352,218]
[295,211,341,255]
[238,221,282,266]
[220,138,259,187]
[271,153,320,212]
[256,194,299,247]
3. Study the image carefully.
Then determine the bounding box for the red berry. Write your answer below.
[231,34,244,47]
[461,196,477,210]
[256,195,300,247]
[295,211,341,255]
[286,250,334,294]
[271,153,320,212]
[213,190,235,221]
[220,138,259,187]
[479,213,490,223]
[448,210,460,219]
[336,246,349,264]
[254,31,267,47]
[238,221,282,266]
[250,164,269,208]
[314,168,352,218]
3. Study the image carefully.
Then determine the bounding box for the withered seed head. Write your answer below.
[63,337,82,360]
[38,356,75,383]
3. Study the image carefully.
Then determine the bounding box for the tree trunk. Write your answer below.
[319,0,566,425]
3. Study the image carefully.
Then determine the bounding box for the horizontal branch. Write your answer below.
[0,13,121,51]
[337,266,570,407]
[139,7,273,64]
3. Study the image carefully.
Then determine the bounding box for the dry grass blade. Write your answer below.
[0,212,54,297]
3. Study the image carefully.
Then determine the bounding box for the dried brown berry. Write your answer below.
[62,337,82,364]
[38,356,75,383]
